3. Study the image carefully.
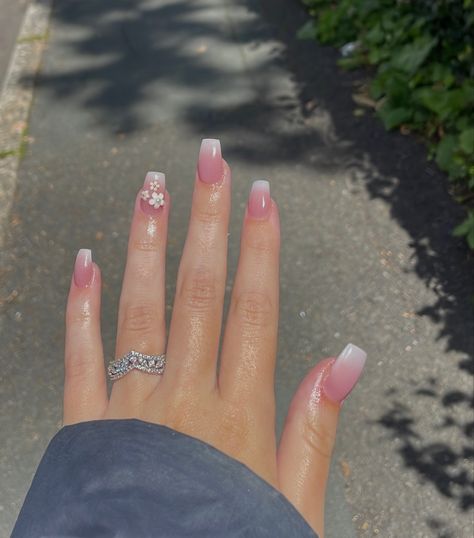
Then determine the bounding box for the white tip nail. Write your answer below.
[323,343,367,403]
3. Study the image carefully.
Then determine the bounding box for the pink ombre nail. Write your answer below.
[139,171,166,216]
[248,180,271,219]
[323,343,367,403]
[74,249,93,288]
[198,139,223,184]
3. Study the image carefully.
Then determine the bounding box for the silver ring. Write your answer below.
[107,350,166,381]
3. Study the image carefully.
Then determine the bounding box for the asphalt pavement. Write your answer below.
[0,1,473,536]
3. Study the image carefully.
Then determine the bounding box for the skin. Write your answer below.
[64,157,343,538]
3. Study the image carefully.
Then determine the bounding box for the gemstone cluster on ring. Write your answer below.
[108,350,166,381]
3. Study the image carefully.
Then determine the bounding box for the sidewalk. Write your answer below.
[0,0,472,536]
[0,0,29,89]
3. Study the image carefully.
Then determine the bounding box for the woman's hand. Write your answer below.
[63,139,366,538]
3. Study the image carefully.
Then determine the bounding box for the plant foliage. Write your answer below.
[300,0,474,248]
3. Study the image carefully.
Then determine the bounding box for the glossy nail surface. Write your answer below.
[74,249,93,288]
[323,343,366,403]
[198,139,223,184]
[248,180,271,219]
[140,171,166,216]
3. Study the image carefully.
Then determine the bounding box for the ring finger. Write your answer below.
[110,171,169,409]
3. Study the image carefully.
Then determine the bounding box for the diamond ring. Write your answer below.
[107,350,166,381]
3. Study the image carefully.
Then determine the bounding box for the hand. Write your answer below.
[63,139,366,538]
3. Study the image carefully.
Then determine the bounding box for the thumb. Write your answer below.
[277,344,366,538]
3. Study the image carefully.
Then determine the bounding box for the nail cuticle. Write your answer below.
[308,360,334,411]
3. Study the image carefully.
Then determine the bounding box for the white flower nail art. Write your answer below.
[140,190,150,200]
[148,191,165,209]
[150,180,160,192]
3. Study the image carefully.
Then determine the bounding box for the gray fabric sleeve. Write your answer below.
[12,418,318,538]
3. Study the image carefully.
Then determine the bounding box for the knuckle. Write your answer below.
[234,290,273,329]
[219,403,253,456]
[65,352,95,384]
[244,232,278,256]
[193,204,222,226]
[179,269,217,312]
[163,393,198,430]
[66,304,94,327]
[301,416,336,461]
[131,237,160,253]
[120,302,159,334]
[128,262,154,280]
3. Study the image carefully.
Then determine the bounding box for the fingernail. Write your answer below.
[198,139,223,184]
[139,171,166,216]
[323,343,367,403]
[74,249,93,288]
[248,180,271,219]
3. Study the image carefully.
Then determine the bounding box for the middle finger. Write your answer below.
[163,139,230,392]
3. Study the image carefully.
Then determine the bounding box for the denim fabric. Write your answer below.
[12,419,317,537]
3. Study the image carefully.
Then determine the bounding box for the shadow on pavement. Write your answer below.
[22,0,473,530]
[378,383,474,511]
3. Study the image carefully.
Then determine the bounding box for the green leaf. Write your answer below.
[390,36,437,74]
[297,20,316,40]
[368,45,390,64]
[338,55,365,70]
[370,77,385,99]
[414,88,447,117]
[430,63,455,88]
[414,87,474,121]
[454,212,474,248]
[378,106,412,130]
[377,69,412,103]
[453,212,474,237]
[364,22,384,46]
[459,128,474,153]
[468,227,474,249]
[456,117,470,131]
[435,135,462,175]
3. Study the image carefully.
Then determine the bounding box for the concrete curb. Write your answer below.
[0,0,52,247]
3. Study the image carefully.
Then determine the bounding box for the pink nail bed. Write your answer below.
[74,249,93,288]
[323,343,367,403]
[140,171,166,216]
[198,139,223,184]
[248,180,271,219]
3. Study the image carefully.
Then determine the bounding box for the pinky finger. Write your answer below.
[63,249,108,425]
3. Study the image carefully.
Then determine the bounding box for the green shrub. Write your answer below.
[300,0,474,248]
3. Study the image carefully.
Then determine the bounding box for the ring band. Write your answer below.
[108,350,166,381]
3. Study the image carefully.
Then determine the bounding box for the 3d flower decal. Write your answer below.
[139,172,166,214]
[149,191,164,209]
